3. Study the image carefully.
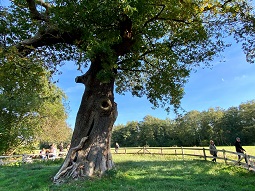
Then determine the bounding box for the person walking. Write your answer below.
[209,140,217,162]
[234,137,247,164]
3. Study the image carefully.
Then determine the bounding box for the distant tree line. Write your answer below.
[112,100,255,147]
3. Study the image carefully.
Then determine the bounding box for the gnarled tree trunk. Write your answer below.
[52,13,134,183]
[53,56,118,183]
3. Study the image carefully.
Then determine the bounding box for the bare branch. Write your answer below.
[26,0,50,21]
[35,0,52,9]
[202,0,233,11]
[117,67,147,73]
[157,17,191,24]
[144,4,165,27]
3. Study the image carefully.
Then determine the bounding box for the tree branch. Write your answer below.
[26,0,50,21]
[117,67,147,73]
[144,4,165,27]
[202,0,233,11]
[157,17,191,24]
[35,0,52,9]
[15,26,82,56]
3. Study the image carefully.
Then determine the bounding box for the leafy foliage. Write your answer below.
[0,49,72,155]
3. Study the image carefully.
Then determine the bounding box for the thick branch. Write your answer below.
[36,0,52,9]
[16,26,82,56]
[112,14,135,56]
[26,0,49,21]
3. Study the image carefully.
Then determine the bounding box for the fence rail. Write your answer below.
[1,147,254,172]
[112,146,255,172]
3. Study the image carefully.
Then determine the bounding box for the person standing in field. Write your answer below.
[209,140,217,162]
[234,137,247,164]
[58,143,64,157]
[115,142,120,153]
[59,143,64,152]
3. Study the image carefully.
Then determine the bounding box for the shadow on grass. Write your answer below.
[1,158,255,191]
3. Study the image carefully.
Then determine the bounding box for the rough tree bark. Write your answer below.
[53,54,118,183]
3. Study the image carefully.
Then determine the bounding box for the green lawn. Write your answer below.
[0,154,254,191]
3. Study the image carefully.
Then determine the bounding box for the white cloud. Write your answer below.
[65,84,84,93]
[234,75,247,81]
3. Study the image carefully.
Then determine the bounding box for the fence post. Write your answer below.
[203,147,207,161]
[143,146,145,154]
[245,153,250,167]
[181,146,184,160]
[223,149,227,164]
[161,147,163,155]
[124,147,126,154]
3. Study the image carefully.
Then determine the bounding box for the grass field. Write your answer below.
[0,153,255,191]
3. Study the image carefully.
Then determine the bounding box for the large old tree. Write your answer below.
[1,0,254,182]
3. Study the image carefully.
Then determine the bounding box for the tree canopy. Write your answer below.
[1,0,254,112]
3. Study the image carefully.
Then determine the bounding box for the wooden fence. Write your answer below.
[112,146,255,172]
[1,147,254,172]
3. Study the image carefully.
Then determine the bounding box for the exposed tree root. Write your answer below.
[53,136,88,183]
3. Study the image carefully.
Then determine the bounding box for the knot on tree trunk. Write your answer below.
[98,97,112,115]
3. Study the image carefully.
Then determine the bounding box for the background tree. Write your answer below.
[220,106,242,145]
[112,121,140,147]
[175,110,201,146]
[151,117,174,147]
[0,49,72,155]
[198,108,224,146]
[36,90,73,148]
[237,101,255,145]
[207,108,225,146]
[1,0,254,182]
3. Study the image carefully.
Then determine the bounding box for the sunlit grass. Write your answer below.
[0,155,254,191]
[112,146,255,165]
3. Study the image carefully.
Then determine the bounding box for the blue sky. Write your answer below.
[54,43,255,128]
